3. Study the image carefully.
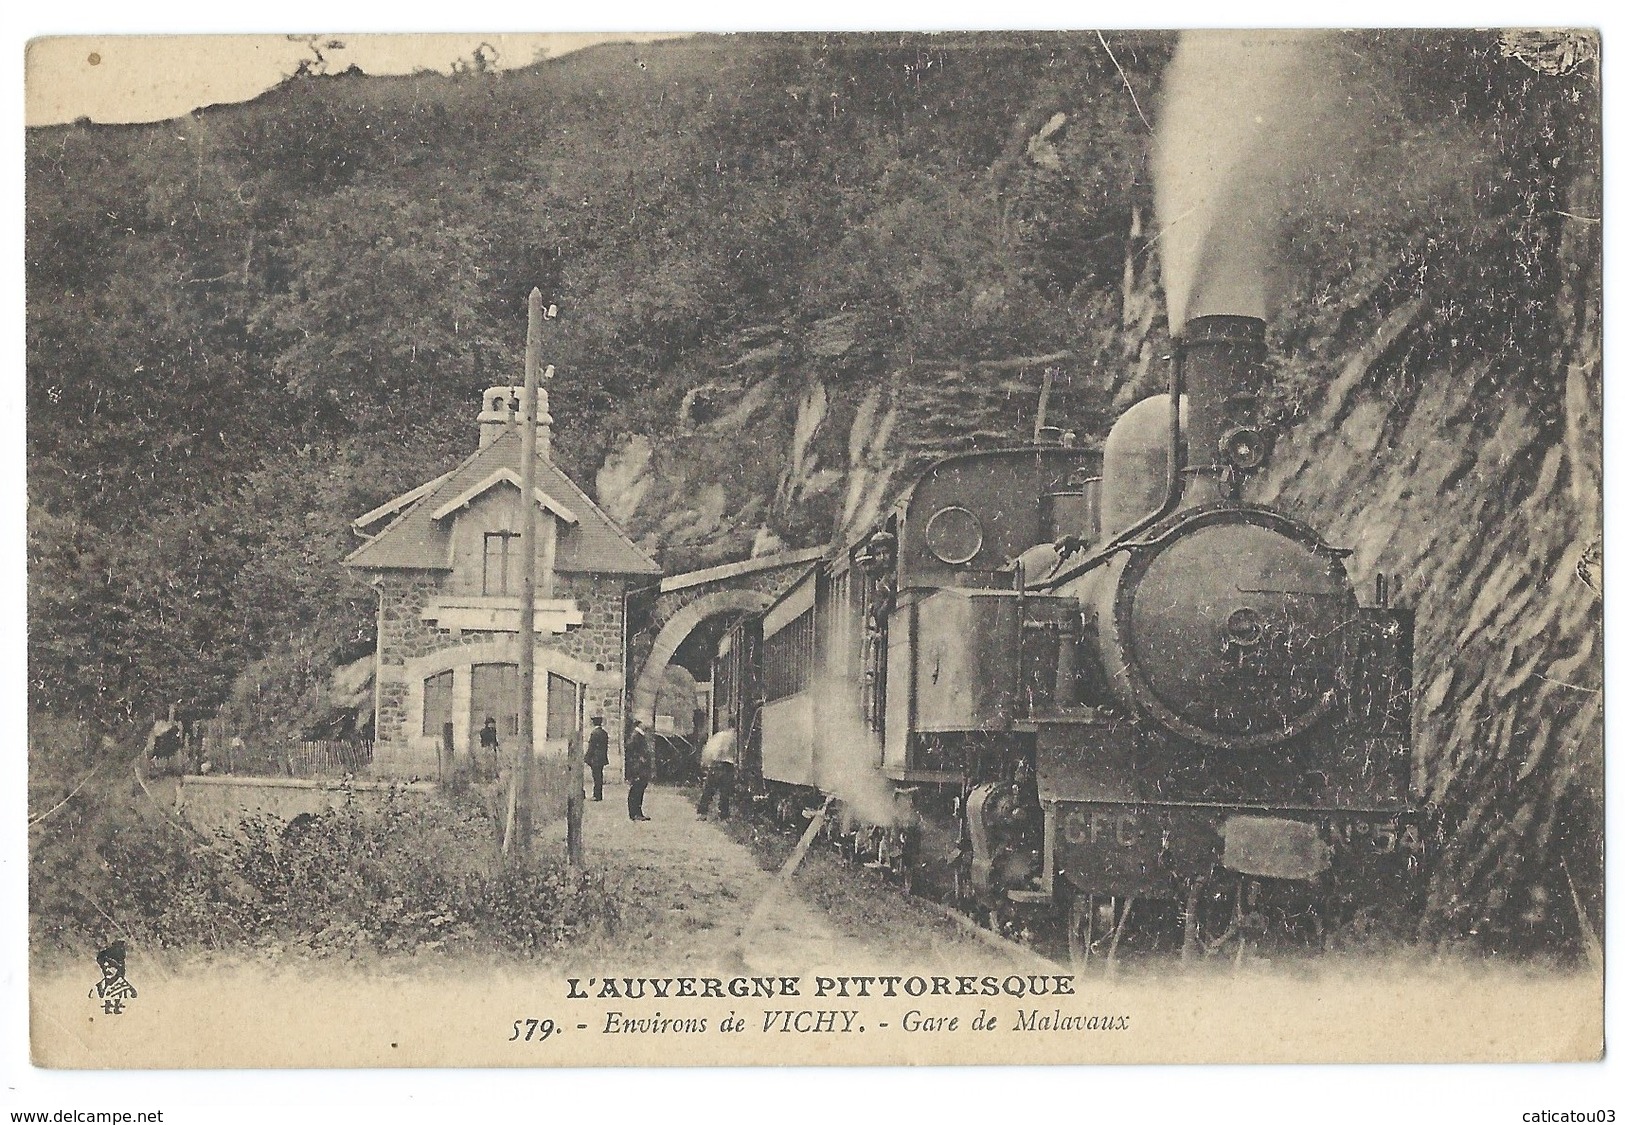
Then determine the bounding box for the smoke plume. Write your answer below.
[1154,30,1356,332]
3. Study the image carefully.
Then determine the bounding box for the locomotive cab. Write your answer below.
[858,443,1099,783]
[891,445,1102,591]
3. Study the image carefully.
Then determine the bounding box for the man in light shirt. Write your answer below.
[696,728,738,820]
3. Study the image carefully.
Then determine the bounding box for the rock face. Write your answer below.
[595,320,1104,573]
[1261,275,1601,948]
[1256,69,1602,952]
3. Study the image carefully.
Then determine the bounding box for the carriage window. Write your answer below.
[714,655,733,712]
[764,609,814,702]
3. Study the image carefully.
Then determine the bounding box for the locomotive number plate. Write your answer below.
[1060,806,1146,848]
[1324,817,1425,858]
[1054,805,1182,895]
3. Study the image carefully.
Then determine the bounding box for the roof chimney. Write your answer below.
[479,385,552,456]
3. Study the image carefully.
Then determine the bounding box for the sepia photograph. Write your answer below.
[11,11,1610,1118]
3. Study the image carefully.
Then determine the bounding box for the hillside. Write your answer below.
[25,30,1600,950]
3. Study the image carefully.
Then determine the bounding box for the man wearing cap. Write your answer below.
[625,719,652,822]
[585,715,609,801]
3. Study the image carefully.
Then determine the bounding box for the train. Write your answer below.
[711,314,1425,965]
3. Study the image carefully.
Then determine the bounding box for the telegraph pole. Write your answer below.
[507,288,553,862]
[567,702,585,867]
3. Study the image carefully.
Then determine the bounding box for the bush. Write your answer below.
[30,786,620,960]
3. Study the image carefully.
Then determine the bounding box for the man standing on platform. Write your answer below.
[479,716,501,778]
[696,728,737,820]
[625,719,652,822]
[586,715,609,801]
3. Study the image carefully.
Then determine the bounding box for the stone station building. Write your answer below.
[344,387,660,780]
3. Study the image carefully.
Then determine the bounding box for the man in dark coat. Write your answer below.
[625,719,652,822]
[585,715,610,801]
[479,717,501,779]
[146,719,183,776]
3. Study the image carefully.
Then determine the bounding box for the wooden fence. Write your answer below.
[195,724,373,779]
[280,739,373,777]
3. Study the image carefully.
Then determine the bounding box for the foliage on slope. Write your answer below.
[26,32,1162,733]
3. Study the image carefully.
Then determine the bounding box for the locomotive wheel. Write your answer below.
[1067,896,1111,971]
[1180,881,1205,962]
[896,830,918,896]
[1107,897,1135,969]
[1189,877,1256,968]
[1178,877,1253,965]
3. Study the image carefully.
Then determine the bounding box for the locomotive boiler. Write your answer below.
[713,314,1424,965]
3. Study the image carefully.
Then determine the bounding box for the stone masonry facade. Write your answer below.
[371,568,635,780]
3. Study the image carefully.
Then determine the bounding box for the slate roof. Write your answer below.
[343,430,661,576]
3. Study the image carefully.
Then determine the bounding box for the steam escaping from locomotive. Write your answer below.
[1154,30,1351,332]
[811,677,902,829]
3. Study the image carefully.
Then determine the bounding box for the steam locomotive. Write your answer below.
[712,315,1424,964]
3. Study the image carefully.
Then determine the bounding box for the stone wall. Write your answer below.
[375,571,442,756]
[176,775,437,834]
[555,573,632,765]
[377,571,446,666]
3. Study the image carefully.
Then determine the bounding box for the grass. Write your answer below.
[30,769,621,964]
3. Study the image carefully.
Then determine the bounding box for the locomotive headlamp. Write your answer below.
[924,505,983,565]
[1220,426,1268,471]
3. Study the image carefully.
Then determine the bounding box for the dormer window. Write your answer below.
[483,531,521,596]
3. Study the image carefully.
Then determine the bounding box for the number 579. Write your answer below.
[510,1018,557,1042]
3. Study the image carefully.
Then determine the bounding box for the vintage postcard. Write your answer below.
[21,27,1603,1081]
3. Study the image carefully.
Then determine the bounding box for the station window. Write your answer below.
[422,670,454,737]
[483,531,521,596]
[470,662,519,738]
[546,673,580,741]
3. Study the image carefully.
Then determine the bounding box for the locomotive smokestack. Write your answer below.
[1176,314,1267,504]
